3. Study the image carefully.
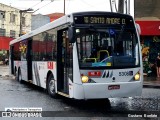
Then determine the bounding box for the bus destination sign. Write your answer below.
[74,16,132,25]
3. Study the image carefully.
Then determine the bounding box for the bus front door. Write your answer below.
[57,29,73,94]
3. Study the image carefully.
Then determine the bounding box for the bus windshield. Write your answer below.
[76,26,140,69]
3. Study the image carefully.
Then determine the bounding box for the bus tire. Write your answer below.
[103,98,111,109]
[17,69,23,84]
[47,74,57,98]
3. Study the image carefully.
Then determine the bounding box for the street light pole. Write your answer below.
[19,8,33,37]
[19,10,22,36]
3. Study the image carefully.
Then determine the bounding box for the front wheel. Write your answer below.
[47,74,58,98]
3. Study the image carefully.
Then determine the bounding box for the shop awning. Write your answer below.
[0,36,13,50]
[136,21,160,36]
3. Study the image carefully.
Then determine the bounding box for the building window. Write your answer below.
[0,28,6,36]
[0,11,5,20]
[10,30,16,38]
[22,17,25,26]
[10,13,16,23]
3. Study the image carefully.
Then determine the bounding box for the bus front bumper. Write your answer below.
[82,82,142,99]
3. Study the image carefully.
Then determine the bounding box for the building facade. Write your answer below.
[31,13,64,31]
[135,0,160,75]
[0,3,32,38]
[0,3,32,60]
[47,13,64,22]
[31,14,50,31]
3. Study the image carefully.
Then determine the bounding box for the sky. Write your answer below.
[0,0,134,16]
[0,0,111,14]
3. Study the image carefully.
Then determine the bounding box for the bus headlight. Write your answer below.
[81,76,89,83]
[134,72,140,81]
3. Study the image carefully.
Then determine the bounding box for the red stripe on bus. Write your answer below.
[88,71,101,76]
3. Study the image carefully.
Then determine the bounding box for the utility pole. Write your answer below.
[64,0,65,14]
[19,8,33,37]
[126,0,130,15]
[118,0,124,13]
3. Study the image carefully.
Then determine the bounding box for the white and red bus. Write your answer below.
[9,11,143,99]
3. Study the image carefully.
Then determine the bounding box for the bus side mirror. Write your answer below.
[68,27,75,43]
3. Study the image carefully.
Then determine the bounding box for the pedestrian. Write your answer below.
[156,53,160,77]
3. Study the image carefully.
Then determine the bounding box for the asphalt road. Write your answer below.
[0,78,160,118]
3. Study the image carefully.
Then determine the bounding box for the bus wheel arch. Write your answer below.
[46,71,54,87]
[46,71,57,98]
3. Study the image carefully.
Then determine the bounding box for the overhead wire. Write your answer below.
[80,0,95,7]
[33,1,54,13]
[28,1,43,10]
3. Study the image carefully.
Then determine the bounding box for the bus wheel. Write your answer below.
[17,69,23,83]
[47,74,57,98]
[99,98,111,110]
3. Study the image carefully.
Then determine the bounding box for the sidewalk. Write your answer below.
[0,65,15,80]
[0,65,10,76]
[143,76,160,88]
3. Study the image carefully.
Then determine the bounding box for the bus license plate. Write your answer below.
[108,85,120,90]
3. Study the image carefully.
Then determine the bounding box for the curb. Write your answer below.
[143,84,160,88]
[0,75,15,79]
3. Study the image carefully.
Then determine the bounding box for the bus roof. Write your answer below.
[10,11,133,45]
[10,13,72,45]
